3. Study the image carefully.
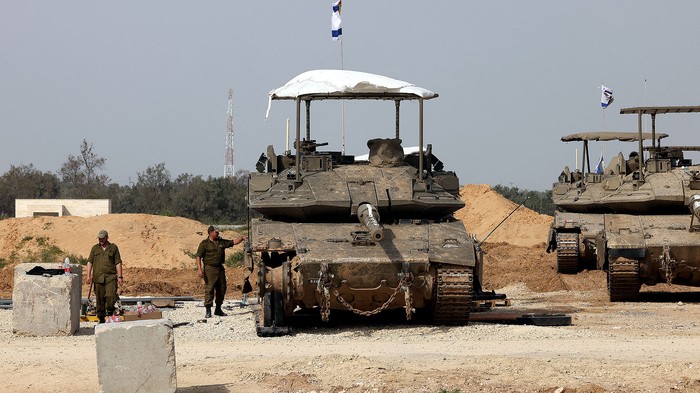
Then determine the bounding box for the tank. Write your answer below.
[245,70,490,335]
[546,105,700,301]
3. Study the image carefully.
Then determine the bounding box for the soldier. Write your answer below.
[627,151,640,173]
[196,225,248,318]
[86,230,123,324]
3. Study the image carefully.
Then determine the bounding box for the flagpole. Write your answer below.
[644,79,648,132]
[601,83,606,163]
[341,38,345,154]
[602,109,606,161]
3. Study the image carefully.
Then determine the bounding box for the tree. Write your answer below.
[133,163,172,214]
[0,164,60,217]
[169,174,210,221]
[59,140,110,198]
[492,184,555,216]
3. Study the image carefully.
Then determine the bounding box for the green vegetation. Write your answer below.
[25,244,64,263]
[225,250,245,268]
[492,184,555,216]
[5,236,85,265]
[0,140,255,224]
[67,254,88,265]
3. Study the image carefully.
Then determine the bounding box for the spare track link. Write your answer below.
[608,257,640,302]
[556,232,580,274]
[433,266,474,325]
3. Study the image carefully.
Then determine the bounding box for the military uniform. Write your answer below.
[196,236,234,309]
[88,242,122,319]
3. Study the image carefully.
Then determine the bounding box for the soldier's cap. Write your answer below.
[98,230,108,239]
[207,225,219,233]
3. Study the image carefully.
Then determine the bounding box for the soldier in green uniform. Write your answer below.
[86,230,123,323]
[196,225,248,318]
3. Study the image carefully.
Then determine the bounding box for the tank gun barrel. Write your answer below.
[357,203,384,242]
[689,194,700,222]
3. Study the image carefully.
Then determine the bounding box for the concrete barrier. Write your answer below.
[95,319,177,393]
[12,263,83,336]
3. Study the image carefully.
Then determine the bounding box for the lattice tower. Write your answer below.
[224,89,235,177]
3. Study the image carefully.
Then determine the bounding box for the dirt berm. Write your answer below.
[0,184,578,297]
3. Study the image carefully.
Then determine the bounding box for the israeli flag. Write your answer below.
[331,1,342,41]
[601,84,614,108]
[595,152,605,174]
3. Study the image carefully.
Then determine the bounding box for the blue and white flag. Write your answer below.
[331,1,342,41]
[601,84,614,108]
[595,151,605,174]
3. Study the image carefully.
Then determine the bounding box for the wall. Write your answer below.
[15,199,111,218]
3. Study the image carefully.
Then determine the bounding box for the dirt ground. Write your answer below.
[0,184,699,392]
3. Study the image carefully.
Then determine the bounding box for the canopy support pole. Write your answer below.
[395,100,400,139]
[418,98,424,182]
[638,112,644,182]
[295,98,301,181]
[305,100,311,142]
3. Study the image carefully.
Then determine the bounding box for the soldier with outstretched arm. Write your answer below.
[195,225,247,318]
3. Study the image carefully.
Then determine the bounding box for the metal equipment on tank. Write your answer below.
[546,105,700,301]
[245,70,496,335]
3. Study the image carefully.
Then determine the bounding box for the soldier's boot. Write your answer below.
[205,306,212,318]
[97,312,106,324]
[214,304,227,317]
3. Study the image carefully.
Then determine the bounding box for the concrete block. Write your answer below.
[12,263,83,336]
[95,319,177,393]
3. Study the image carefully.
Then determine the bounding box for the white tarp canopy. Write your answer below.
[266,69,437,119]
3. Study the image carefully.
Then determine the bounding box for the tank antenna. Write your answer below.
[478,196,530,247]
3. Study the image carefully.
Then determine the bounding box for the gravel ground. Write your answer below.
[1,289,699,392]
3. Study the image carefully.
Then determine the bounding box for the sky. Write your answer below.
[2,1,700,190]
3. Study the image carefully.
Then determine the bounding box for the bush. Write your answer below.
[225,251,244,268]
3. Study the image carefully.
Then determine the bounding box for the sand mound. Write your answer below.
[0,185,590,297]
[455,184,552,247]
[0,214,245,269]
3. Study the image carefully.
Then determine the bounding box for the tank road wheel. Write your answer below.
[433,265,474,325]
[257,292,290,337]
[607,257,641,302]
[261,292,285,327]
[262,292,274,327]
[556,232,580,274]
[281,261,296,318]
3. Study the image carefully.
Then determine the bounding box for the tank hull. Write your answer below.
[548,212,700,300]
[251,219,479,328]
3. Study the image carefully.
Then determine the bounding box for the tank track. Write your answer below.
[556,232,580,274]
[433,265,474,325]
[607,257,640,302]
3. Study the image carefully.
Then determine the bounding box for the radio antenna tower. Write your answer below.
[223,89,235,178]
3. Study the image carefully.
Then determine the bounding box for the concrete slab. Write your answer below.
[12,263,83,336]
[95,319,177,393]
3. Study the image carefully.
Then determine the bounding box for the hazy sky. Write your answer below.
[2,1,700,190]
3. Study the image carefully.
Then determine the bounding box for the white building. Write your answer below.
[15,199,111,218]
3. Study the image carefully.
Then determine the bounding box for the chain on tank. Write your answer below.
[316,266,414,320]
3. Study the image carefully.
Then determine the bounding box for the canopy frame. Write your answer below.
[269,70,438,182]
[621,106,700,181]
